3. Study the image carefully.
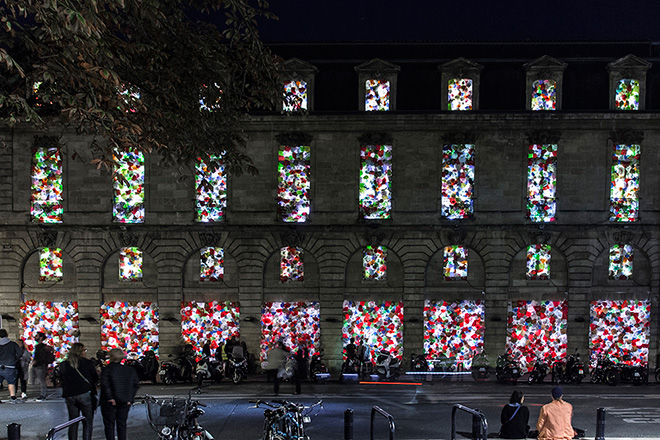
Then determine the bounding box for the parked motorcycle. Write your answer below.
[339,355,360,382]
[145,391,214,440]
[619,355,648,385]
[226,352,248,384]
[195,354,224,387]
[471,351,491,381]
[410,352,429,372]
[159,353,195,385]
[552,349,585,385]
[125,350,159,384]
[309,351,329,383]
[590,355,621,385]
[375,349,401,381]
[528,358,550,384]
[496,354,523,384]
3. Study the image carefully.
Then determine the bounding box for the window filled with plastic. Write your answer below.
[113,147,144,223]
[31,147,63,223]
[359,144,392,219]
[442,144,474,220]
[195,155,226,223]
[448,78,473,111]
[610,144,640,222]
[278,146,310,222]
[527,144,557,222]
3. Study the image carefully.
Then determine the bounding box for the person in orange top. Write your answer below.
[537,386,577,440]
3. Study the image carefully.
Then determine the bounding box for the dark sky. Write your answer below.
[258,0,660,43]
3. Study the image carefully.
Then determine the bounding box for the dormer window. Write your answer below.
[608,55,651,111]
[440,58,484,111]
[524,56,567,111]
[280,58,318,113]
[355,59,400,111]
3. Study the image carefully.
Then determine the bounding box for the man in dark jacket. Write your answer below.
[100,348,140,440]
[0,329,23,403]
[31,331,54,400]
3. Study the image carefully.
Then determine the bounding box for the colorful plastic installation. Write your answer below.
[119,84,141,113]
[589,300,650,367]
[20,300,79,364]
[39,247,63,282]
[507,300,568,370]
[119,247,143,281]
[113,147,144,223]
[101,301,159,356]
[200,247,224,282]
[443,245,468,280]
[609,244,633,280]
[359,144,392,219]
[195,155,226,222]
[342,300,404,364]
[615,79,640,110]
[363,245,387,280]
[31,147,63,223]
[181,301,240,356]
[527,144,557,222]
[365,79,390,111]
[283,80,308,112]
[441,144,474,219]
[278,146,310,222]
[610,144,640,222]
[280,246,304,282]
[448,78,473,111]
[260,302,320,361]
[423,300,484,369]
[531,79,557,110]
[198,83,222,112]
[526,244,551,280]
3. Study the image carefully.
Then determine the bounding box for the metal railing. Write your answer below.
[370,405,395,440]
[451,404,488,440]
[45,416,87,440]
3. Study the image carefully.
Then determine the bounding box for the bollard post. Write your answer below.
[344,408,354,440]
[595,407,606,440]
[7,423,21,440]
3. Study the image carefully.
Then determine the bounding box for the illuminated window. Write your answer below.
[31,147,63,223]
[181,301,239,356]
[278,145,310,222]
[365,79,390,111]
[531,79,556,111]
[200,247,224,282]
[101,301,158,357]
[119,247,142,281]
[444,245,467,280]
[21,300,79,364]
[442,144,474,220]
[609,244,633,280]
[610,144,640,222]
[39,248,63,282]
[195,154,226,222]
[448,78,473,111]
[260,302,320,361]
[615,79,640,110]
[280,246,304,282]
[363,246,387,280]
[359,144,392,219]
[113,147,144,223]
[119,84,141,113]
[342,300,404,363]
[199,83,222,112]
[527,144,557,222]
[527,244,550,280]
[283,80,307,112]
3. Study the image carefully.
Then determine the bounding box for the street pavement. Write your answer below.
[2,374,660,439]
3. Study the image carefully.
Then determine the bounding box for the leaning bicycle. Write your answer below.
[145,391,214,440]
[249,399,322,440]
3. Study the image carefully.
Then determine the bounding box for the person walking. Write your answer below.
[537,386,576,440]
[59,342,98,440]
[16,339,30,399]
[499,389,530,439]
[31,331,54,400]
[265,341,287,395]
[0,329,23,403]
[100,348,140,440]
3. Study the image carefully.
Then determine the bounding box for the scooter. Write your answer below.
[226,353,248,384]
[410,353,429,372]
[159,353,195,385]
[375,349,401,381]
[528,358,550,384]
[471,351,491,381]
[309,351,329,383]
[195,354,224,387]
[496,354,523,384]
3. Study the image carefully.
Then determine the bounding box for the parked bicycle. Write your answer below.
[249,399,322,440]
[145,391,214,440]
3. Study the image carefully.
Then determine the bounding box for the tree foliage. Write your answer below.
[0,0,281,175]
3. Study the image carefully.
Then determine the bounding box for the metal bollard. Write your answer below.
[344,408,354,440]
[595,407,606,440]
[7,422,21,440]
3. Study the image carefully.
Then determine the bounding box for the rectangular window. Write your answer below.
[283,80,308,112]
[527,244,551,280]
[609,244,633,280]
[20,300,79,364]
[195,155,226,222]
[359,144,392,219]
[181,301,239,357]
[363,245,387,280]
[443,245,468,280]
[527,144,557,222]
[31,147,63,223]
[615,79,640,110]
[40,248,63,282]
[280,246,304,282]
[342,300,404,363]
[260,302,320,361]
[200,247,224,282]
[278,145,310,222]
[100,301,159,357]
[531,79,557,110]
[365,79,390,111]
[423,300,484,369]
[448,78,473,111]
[442,144,474,219]
[610,144,640,222]
[119,247,142,281]
[113,147,145,223]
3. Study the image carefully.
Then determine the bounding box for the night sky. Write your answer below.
[257,0,660,43]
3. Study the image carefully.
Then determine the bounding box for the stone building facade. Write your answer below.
[0,41,658,371]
